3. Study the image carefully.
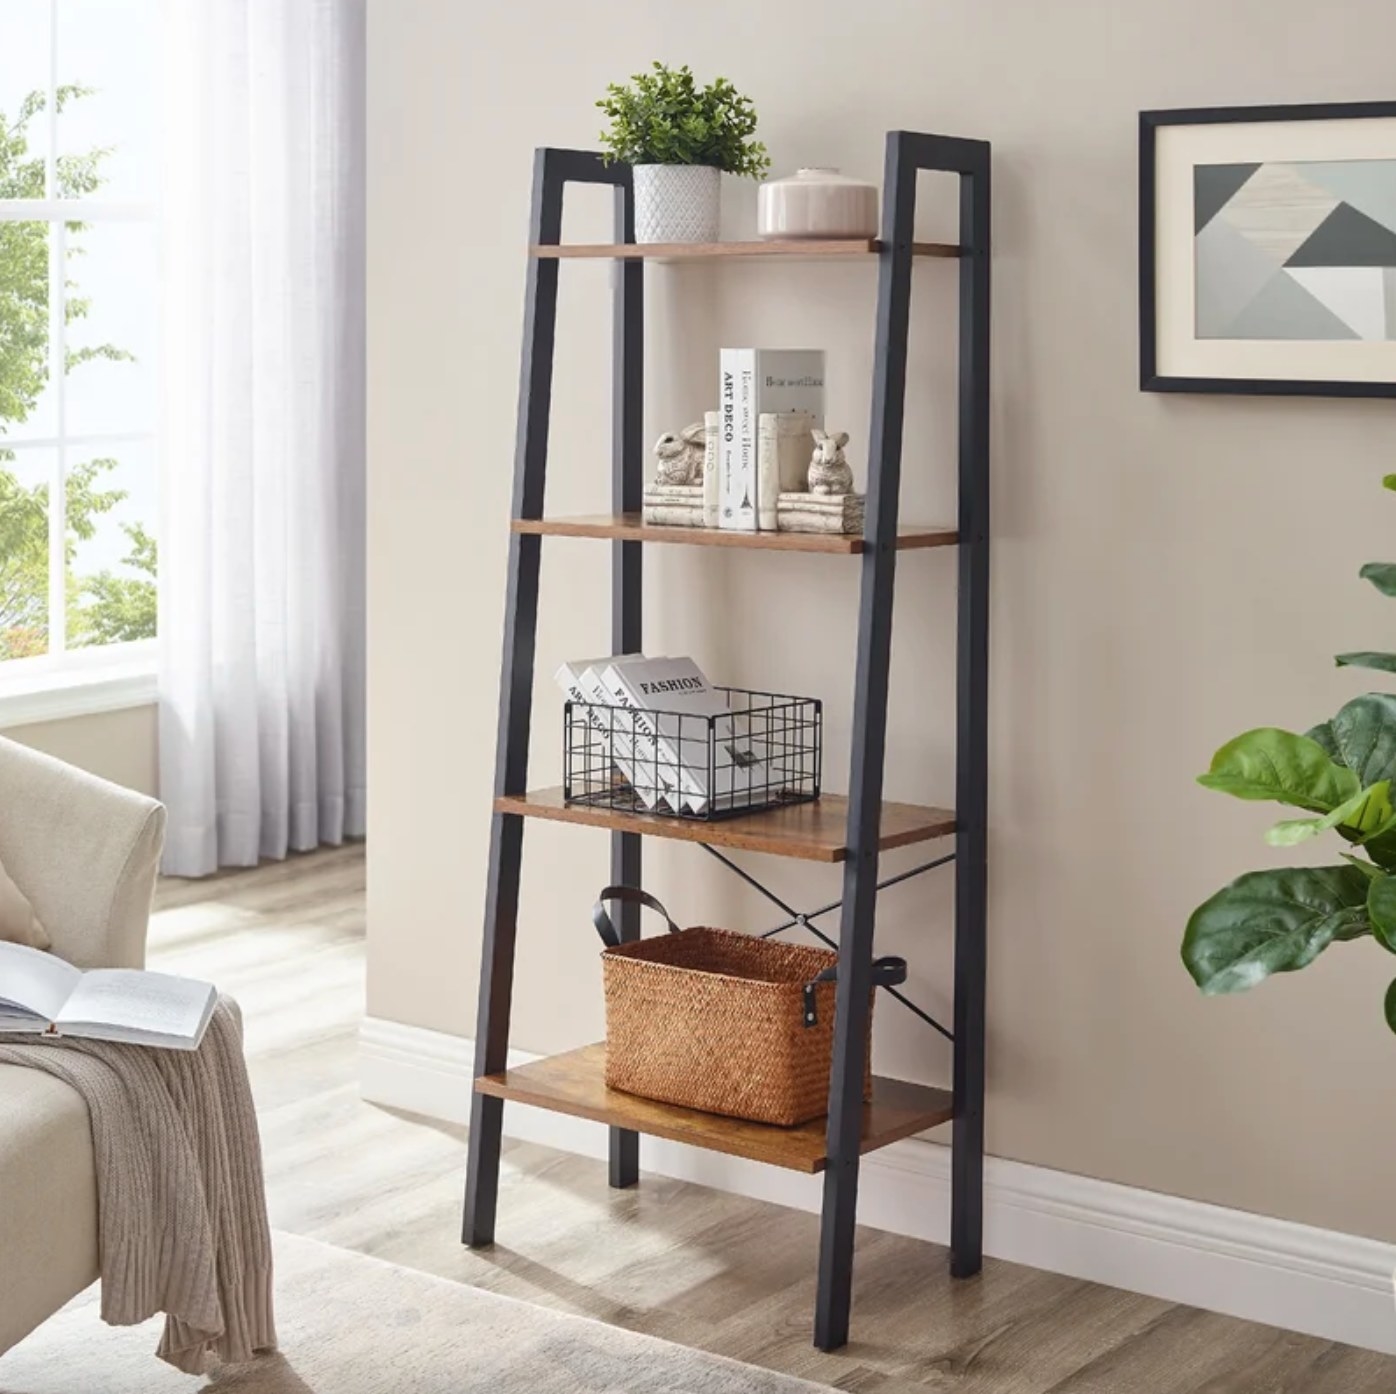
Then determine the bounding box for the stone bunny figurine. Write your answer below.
[653,422,707,486]
[808,429,854,495]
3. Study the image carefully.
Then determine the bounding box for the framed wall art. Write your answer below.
[1141,101,1396,397]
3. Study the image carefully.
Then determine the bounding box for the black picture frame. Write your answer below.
[1140,100,1396,398]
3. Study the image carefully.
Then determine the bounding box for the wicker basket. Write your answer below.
[593,886,906,1127]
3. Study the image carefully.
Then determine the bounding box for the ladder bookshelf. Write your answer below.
[463,129,991,1352]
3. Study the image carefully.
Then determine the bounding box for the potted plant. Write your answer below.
[597,62,770,245]
[1186,473,1396,1032]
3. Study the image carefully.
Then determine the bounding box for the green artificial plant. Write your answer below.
[1186,474,1396,1032]
[596,63,770,178]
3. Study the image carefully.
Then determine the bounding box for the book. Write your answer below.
[555,654,654,809]
[702,411,721,527]
[718,349,825,532]
[0,941,217,1050]
[757,412,816,530]
[600,656,773,814]
[594,657,694,811]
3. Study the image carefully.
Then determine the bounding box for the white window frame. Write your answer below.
[0,0,158,729]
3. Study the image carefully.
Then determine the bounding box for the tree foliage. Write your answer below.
[0,85,155,660]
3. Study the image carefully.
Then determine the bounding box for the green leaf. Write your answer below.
[1265,780,1393,845]
[1383,474,1396,492]
[1336,652,1396,674]
[1304,721,1339,758]
[1197,728,1359,813]
[1183,866,1372,994]
[1341,852,1383,879]
[1369,875,1396,953]
[1386,978,1396,1033]
[1360,563,1396,597]
[1326,694,1396,787]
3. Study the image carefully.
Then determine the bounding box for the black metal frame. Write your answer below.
[462,130,992,1354]
[1140,100,1396,399]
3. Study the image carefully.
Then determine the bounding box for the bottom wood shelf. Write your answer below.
[475,1042,954,1174]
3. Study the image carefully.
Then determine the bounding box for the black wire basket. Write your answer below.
[563,686,821,821]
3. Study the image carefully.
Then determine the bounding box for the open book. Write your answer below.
[0,942,218,1051]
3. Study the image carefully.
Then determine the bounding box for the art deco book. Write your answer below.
[0,942,217,1051]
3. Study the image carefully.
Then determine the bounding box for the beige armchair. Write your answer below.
[0,736,166,1356]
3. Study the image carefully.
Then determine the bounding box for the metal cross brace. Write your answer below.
[697,844,957,1043]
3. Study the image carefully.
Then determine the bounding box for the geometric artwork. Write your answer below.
[1195,160,1396,340]
[1142,101,1396,397]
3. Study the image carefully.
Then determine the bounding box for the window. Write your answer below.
[0,0,159,707]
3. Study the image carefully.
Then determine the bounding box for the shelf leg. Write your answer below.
[464,810,525,1246]
[463,147,567,1248]
[814,129,919,1352]
[951,141,992,1283]
[607,172,644,1191]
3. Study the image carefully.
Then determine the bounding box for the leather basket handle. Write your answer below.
[802,956,908,1028]
[592,885,683,948]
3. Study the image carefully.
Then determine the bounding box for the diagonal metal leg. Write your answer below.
[814,130,918,1352]
[464,148,635,1245]
[950,146,992,1282]
[609,174,644,1191]
[813,128,992,1349]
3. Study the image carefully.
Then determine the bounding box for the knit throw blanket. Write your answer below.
[0,999,277,1373]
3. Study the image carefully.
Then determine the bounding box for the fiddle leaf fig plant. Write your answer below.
[1186,475,1396,1032]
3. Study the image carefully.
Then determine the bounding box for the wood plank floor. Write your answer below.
[151,847,1396,1393]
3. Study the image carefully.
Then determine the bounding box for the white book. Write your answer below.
[757,412,816,531]
[718,349,757,532]
[719,350,825,532]
[595,659,695,812]
[0,942,217,1051]
[555,654,655,810]
[577,655,661,810]
[603,657,773,815]
[702,411,721,528]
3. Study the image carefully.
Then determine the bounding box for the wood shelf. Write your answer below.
[476,1043,954,1173]
[512,514,958,554]
[531,239,960,261]
[495,788,955,863]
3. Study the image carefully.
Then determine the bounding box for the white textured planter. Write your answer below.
[632,164,720,244]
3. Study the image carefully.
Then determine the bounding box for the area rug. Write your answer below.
[0,1231,836,1394]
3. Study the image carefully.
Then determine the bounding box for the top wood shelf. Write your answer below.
[531,239,961,261]
[512,514,958,555]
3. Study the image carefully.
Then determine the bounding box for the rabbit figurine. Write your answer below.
[808,429,853,496]
[653,421,707,486]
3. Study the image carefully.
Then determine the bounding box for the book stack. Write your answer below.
[555,654,772,815]
[641,484,705,528]
[776,490,866,536]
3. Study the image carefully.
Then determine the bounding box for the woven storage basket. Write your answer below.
[594,887,905,1127]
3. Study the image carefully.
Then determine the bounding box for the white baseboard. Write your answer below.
[359,1015,1396,1355]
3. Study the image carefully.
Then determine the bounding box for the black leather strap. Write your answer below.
[802,955,909,1027]
[592,885,683,948]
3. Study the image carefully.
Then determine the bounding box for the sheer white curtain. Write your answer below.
[158,0,367,876]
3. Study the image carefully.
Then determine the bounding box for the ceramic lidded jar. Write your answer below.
[757,167,878,240]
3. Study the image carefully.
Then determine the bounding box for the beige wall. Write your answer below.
[367,0,1396,1241]
[4,706,158,797]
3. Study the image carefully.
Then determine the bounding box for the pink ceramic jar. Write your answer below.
[757,167,879,240]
